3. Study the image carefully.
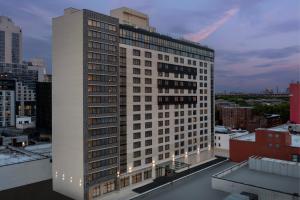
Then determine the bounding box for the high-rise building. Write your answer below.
[27,58,47,82]
[52,7,214,200]
[0,16,22,64]
[0,16,43,122]
[0,78,15,127]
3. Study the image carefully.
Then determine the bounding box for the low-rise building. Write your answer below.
[212,157,300,200]
[214,126,249,157]
[0,134,27,147]
[0,144,51,191]
[16,116,35,129]
[230,124,300,162]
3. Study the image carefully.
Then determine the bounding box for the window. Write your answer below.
[133,87,141,93]
[145,69,152,76]
[145,60,152,67]
[103,181,115,194]
[133,68,141,74]
[158,54,163,60]
[145,87,152,93]
[133,114,141,120]
[145,148,152,155]
[133,77,140,84]
[133,132,141,139]
[174,57,178,63]
[145,139,152,146]
[158,137,163,144]
[120,177,129,188]
[145,96,152,102]
[133,105,141,111]
[133,160,141,167]
[132,173,142,183]
[164,55,169,61]
[144,170,152,179]
[133,141,141,149]
[145,78,152,84]
[145,157,152,164]
[133,49,140,56]
[133,151,141,158]
[145,131,152,137]
[133,59,141,65]
[145,113,152,120]
[145,122,152,128]
[145,51,152,58]
[133,123,141,130]
[145,105,152,110]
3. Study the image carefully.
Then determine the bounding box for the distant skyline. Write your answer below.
[0,0,299,92]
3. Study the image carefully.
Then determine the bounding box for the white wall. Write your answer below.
[212,177,299,200]
[52,9,85,200]
[0,158,51,191]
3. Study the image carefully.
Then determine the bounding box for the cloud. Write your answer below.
[184,6,239,42]
[18,4,58,25]
[217,45,300,65]
[252,19,300,38]
[215,64,299,92]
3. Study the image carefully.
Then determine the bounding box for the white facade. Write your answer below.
[214,126,248,157]
[0,90,15,127]
[123,44,213,176]
[16,116,35,129]
[52,9,85,200]
[0,16,22,64]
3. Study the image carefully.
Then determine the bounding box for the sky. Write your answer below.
[0,0,299,92]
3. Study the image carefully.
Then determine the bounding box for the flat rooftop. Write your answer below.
[222,164,300,195]
[0,180,72,200]
[25,143,52,157]
[0,146,46,167]
[234,133,256,142]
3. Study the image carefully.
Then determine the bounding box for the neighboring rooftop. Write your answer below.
[0,146,45,167]
[213,157,300,197]
[25,143,52,157]
[233,123,300,148]
[234,133,256,142]
[223,166,299,194]
[215,126,230,134]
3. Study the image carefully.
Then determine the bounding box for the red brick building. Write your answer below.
[230,126,300,162]
[221,106,253,130]
[290,83,300,124]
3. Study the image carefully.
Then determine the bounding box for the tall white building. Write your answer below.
[52,7,215,200]
[0,16,22,64]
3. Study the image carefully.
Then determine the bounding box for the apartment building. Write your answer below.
[52,7,214,200]
[0,79,15,127]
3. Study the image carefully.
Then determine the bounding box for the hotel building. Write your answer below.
[52,7,215,200]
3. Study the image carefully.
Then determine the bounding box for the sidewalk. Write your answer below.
[98,156,228,200]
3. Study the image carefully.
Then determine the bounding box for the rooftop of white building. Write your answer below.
[0,143,51,167]
[25,143,52,157]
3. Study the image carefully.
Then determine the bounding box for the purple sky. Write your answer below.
[0,0,299,92]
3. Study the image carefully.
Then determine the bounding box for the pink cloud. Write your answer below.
[185,6,239,42]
